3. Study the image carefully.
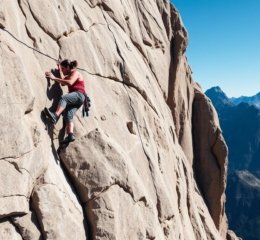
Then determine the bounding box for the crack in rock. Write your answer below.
[27,2,57,41]
[0,149,33,161]
[140,0,163,31]
[101,9,159,116]
[40,182,83,214]
[89,181,149,207]
[72,5,85,30]
[10,220,26,240]
[0,194,28,200]
[55,153,91,239]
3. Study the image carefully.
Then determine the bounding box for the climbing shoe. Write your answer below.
[44,108,58,124]
[60,133,76,145]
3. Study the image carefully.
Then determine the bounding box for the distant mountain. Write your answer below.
[205,87,260,172]
[205,86,233,109]
[226,171,260,240]
[206,86,260,240]
[231,92,260,109]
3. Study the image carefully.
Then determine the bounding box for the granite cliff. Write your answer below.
[0,0,237,239]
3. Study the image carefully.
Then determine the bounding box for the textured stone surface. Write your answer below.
[192,86,228,237]
[0,0,238,239]
[11,212,42,240]
[30,160,87,240]
[0,220,23,240]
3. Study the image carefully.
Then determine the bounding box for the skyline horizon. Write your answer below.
[172,0,260,98]
[205,85,260,99]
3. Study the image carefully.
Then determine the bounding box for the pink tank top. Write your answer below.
[68,79,85,94]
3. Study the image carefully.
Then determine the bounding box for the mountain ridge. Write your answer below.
[230,92,260,108]
[206,86,260,240]
[206,86,260,109]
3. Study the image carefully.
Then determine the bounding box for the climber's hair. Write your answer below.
[60,59,78,69]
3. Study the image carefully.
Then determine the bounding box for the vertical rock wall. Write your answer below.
[0,0,235,239]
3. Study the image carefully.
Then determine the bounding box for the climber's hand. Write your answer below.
[45,71,55,80]
[45,71,50,77]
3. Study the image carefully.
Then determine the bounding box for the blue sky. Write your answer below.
[171,0,260,97]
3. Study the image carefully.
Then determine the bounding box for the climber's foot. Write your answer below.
[60,133,75,145]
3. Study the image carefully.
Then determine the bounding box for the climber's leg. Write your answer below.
[46,92,81,123]
[66,122,74,135]
[60,107,78,144]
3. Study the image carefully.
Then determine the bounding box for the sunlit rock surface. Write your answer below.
[0,0,238,239]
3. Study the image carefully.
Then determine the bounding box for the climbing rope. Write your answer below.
[0,27,97,76]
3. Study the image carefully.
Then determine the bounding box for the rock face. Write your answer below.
[192,86,228,235]
[0,1,236,239]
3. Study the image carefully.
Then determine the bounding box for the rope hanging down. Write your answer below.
[0,27,97,76]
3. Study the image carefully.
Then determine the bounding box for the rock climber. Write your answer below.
[45,59,86,144]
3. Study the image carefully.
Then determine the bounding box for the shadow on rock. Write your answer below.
[47,69,63,112]
[41,69,65,163]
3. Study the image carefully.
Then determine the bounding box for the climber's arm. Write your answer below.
[45,71,78,86]
[57,63,65,79]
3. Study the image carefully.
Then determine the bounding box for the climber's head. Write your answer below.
[60,59,78,74]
